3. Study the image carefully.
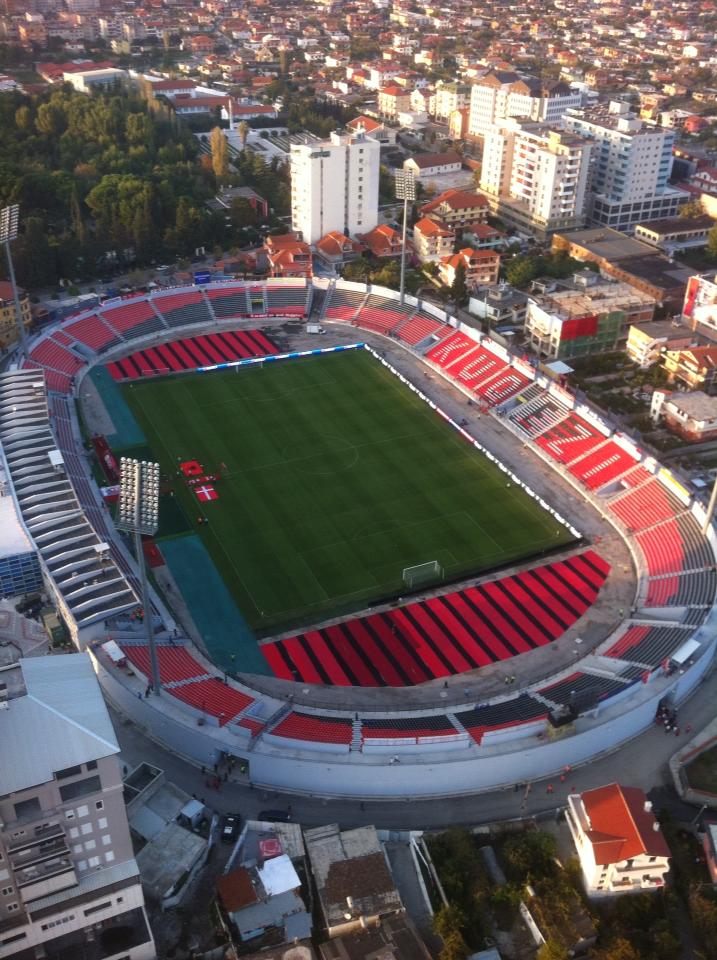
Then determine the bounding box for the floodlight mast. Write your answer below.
[394,170,415,307]
[0,204,29,359]
[117,458,161,695]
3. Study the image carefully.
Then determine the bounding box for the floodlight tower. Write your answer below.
[0,204,29,358]
[394,169,416,307]
[117,458,162,695]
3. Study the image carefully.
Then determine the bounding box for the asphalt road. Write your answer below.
[111,660,716,831]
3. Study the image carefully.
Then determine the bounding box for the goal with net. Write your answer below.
[402,560,444,590]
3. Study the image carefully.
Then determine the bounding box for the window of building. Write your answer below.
[0,887,12,896]
[84,840,96,851]
[59,777,101,804]
[7,903,18,913]
[102,835,111,846]
[69,827,79,839]
[76,805,89,818]
[81,823,93,836]
[95,800,104,811]
[98,818,108,830]
[77,860,87,872]
[13,798,41,822]
[83,901,111,917]
[65,811,74,820]
[55,765,82,781]
[105,852,115,863]
[88,856,100,868]
[86,760,98,771]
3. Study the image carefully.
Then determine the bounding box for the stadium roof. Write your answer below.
[0,369,137,629]
[0,654,119,795]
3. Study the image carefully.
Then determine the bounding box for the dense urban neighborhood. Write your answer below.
[2,0,717,959]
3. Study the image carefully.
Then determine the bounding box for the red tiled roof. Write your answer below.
[580,783,671,865]
[414,217,453,238]
[217,868,258,912]
[421,188,489,215]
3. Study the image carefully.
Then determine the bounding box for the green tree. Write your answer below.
[504,255,540,289]
[503,831,557,880]
[679,198,704,218]
[230,197,258,230]
[237,120,250,150]
[210,126,229,183]
[450,259,468,305]
[537,941,569,960]
[706,224,717,262]
[432,905,469,960]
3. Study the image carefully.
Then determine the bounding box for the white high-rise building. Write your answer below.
[468,70,582,139]
[0,655,156,960]
[564,101,685,231]
[290,129,380,244]
[480,119,592,238]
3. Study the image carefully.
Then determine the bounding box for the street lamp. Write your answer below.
[116,457,162,696]
[0,204,29,358]
[394,169,416,307]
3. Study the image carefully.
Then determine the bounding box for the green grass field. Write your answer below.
[122,349,575,633]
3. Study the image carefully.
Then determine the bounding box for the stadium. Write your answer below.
[1,277,715,799]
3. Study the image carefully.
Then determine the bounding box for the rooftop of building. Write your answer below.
[535,277,655,317]
[635,215,715,235]
[303,824,401,927]
[574,782,671,864]
[318,915,431,960]
[0,653,120,795]
[405,151,462,169]
[555,227,658,262]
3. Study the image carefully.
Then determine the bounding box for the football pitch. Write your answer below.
[122,348,576,633]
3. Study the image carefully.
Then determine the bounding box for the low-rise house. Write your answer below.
[662,345,717,393]
[357,224,403,258]
[566,783,671,897]
[265,235,313,279]
[651,390,717,442]
[420,188,490,230]
[625,320,694,369]
[634,216,715,255]
[403,151,462,181]
[346,115,396,145]
[413,217,454,263]
[439,247,500,288]
[469,283,528,328]
[378,85,411,119]
[315,231,363,267]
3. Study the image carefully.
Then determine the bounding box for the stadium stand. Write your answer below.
[454,696,547,744]
[166,677,253,724]
[604,624,694,666]
[361,714,460,740]
[568,441,638,490]
[508,391,570,438]
[29,340,84,379]
[535,413,605,465]
[355,294,412,335]
[66,314,121,353]
[609,479,686,532]
[635,521,685,576]
[266,281,308,316]
[425,330,477,369]
[263,551,610,687]
[101,299,165,338]
[645,569,716,607]
[477,367,532,406]
[207,285,251,318]
[452,345,508,390]
[323,286,366,321]
[154,291,213,327]
[107,329,278,379]
[269,711,353,744]
[119,642,209,685]
[538,671,629,708]
[395,311,449,346]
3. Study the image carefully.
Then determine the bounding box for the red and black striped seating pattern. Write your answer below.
[270,711,353,744]
[262,550,610,687]
[107,329,278,380]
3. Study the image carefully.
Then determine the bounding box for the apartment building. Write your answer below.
[480,119,592,238]
[0,654,155,960]
[0,281,31,350]
[524,273,655,359]
[433,80,470,120]
[419,188,490,230]
[566,784,670,897]
[438,248,500,288]
[564,102,685,230]
[290,130,379,244]
[412,217,454,263]
[467,70,581,139]
[377,85,411,119]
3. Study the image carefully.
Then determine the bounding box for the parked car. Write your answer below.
[221,814,241,843]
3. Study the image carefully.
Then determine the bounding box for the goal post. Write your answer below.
[402,560,443,590]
